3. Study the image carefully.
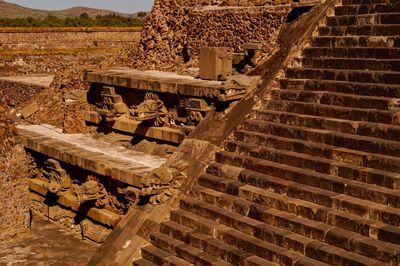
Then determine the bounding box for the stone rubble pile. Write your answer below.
[128,0,291,71]
[0,49,134,134]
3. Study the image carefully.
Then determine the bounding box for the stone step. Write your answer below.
[200,166,400,246]
[269,89,400,110]
[170,208,304,266]
[226,137,400,189]
[243,256,282,266]
[132,258,157,266]
[318,25,400,37]
[243,118,400,160]
[279,79,400,98]
[293,57,400,71]
[160,220,277,266]
[302,47,400,59]
[326,13,400,26]
[253,108,400,141]
[140,244,194,266]
[150,231,231,266]
[285,68,400,85]
[311,36,400,48]
[179,197,384,266]
[340,0,391,5]
[213,151,400,220]
[197,185,400,265]
[234,129,400,174]
[263,99,398,125]
[335,3,399,16]
[215,150,400,212]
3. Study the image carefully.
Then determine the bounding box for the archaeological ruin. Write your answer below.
[1,0,400,265]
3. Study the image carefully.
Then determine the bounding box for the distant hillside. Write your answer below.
[54,6,126,18]
[0,1,135,19]
[0,1,51,18]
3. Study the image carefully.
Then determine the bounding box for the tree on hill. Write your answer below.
[137,11,147,18]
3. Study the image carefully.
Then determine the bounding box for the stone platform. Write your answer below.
[17,124,168,242]
[18,124,166,186]
[86,69,247,101]
[85,69,253,144]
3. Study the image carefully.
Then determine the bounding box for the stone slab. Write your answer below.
[0,74,54,88]
[17,124,167,186]
[19,101,39,118]
[86,68,236,99]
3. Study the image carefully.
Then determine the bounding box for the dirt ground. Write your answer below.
[0,214,98,266]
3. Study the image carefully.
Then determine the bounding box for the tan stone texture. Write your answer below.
[0,103,30,241]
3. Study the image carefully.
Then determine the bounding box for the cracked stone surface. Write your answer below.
[0,215,98,266]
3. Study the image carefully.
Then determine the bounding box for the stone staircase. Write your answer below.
[132,0,400,265]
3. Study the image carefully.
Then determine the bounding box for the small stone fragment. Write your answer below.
[19,101,39,119]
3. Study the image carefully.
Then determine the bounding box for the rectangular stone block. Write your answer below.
[19,101,39,118]
[199,47,233,81]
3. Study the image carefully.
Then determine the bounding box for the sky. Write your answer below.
[6,0,154,13]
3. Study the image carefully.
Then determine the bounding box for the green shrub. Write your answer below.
[0,13,145,27]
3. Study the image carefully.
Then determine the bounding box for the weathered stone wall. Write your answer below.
[0,28,140,51]
[0,102,30,241]
[178,0,290,6]
[130,0,291,71]
[186,7,289,62]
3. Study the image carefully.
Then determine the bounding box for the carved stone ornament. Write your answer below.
[72,175,109,208]
[141,160,188,205]
[42,159,71,195]
[134,92,169,127]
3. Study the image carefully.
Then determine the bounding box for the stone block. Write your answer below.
[19,101,39,118]
[199,47,233,81]
[63,90,88,105]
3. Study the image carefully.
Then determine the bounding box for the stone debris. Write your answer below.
[0,80,45,107]
[0,29,141,135]
[18,101,39,119]
[62,90,87,105]
[0,101,30,242]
